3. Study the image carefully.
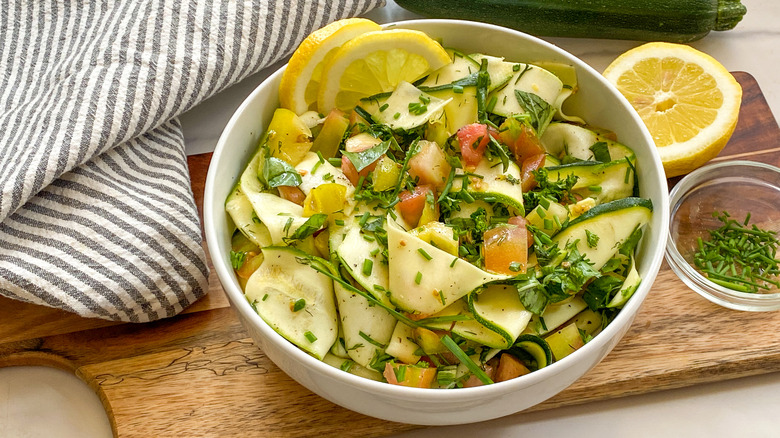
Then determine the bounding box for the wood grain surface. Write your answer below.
[1,72,778,437]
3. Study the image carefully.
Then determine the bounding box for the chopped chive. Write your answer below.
[334,219,345,226]
[262,293,269,301]
[415,271,423,284]
[328,157,341,166]
[359,211,370,227]
[362,259,374,276]
[537,208,547,218]
[394,112,401,119]
[438,289,446,305]
[588,185,602,192]
[359,330,386,349]
[450,257,458,268]
[418,248,433,261]
[370,248,380,256]
[441,335,493,385]
[283,217,294,234]
[304,331,317,343]
[379,103,389,112]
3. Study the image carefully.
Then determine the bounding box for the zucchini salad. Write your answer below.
[226,25,652,388]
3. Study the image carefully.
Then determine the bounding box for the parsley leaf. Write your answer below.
[523,167,578,212]
[583,275,623,311]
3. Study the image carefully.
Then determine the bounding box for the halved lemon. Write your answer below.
[603,42,742,178]
[279,18,382,115]
[317,29,452,114]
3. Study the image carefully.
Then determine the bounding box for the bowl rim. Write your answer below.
[204,18,670,402]
[665,160,780,309]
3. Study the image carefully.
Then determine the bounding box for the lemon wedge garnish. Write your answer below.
[317,29,452,114]
[603,42,742,178]
[279,18,382,115]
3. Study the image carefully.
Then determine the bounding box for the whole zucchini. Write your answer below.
[393,0,746,43]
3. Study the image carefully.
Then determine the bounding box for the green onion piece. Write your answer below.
[418,248,433,261]
[304,331,317,343]
[415,271,423,285]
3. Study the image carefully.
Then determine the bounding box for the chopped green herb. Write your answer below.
[262,293,269,301]
[262,156,302,188]
[359,330,386,349]
[230,251,246,269]
[304,331,317,343]
[514,90,554,135]
[415,271,423,284]
[379,103,389,112]
[292,299,306,312]
[586,230,600,248]
[343,139,390,172]
[441,335,493,385]
[418,248,433,261]
[693,211,780,293]
[362,259,374,276]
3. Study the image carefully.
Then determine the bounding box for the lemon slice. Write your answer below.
[279,18,381,115]
[317,29,452,114]
[603,42,742,177]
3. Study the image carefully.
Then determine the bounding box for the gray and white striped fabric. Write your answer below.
[0,0,385,322]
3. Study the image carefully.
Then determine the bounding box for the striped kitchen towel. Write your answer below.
[0,0,385,322]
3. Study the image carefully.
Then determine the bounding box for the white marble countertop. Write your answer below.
[2,1,778,436]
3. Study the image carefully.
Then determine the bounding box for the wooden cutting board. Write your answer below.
[1,72,778,437]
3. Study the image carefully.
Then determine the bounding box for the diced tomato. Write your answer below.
[457,123,492,167]
[397,185,434,228]
[520,153,546,192]
[499,118,545,164]
[277,185,306,206]
[383,362,437,388]
[341,154,380,186]
[409,140,451,190]
[494,353,531,382]
[483,224,528,275]
[508,215,534,249]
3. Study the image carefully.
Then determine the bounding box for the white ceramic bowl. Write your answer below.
[204,19,670,425]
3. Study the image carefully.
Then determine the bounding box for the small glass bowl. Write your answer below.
[666,160,780,311]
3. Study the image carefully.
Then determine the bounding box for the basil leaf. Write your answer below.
[262,157,302,188]
[288,213,328,241]
[514,90,554,135]
[589,141,612,163]
[343,139,390,172]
